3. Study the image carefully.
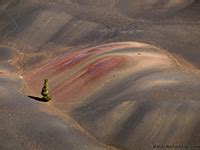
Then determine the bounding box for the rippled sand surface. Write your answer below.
[0,0,200,150]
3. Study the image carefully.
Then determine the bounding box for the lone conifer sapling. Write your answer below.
[41,79,51,101]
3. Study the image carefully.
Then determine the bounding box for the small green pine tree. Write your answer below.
[41,79,51,101]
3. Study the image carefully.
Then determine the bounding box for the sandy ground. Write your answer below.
[0,0,200,150]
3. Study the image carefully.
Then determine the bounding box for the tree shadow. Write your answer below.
[28,95,50,102]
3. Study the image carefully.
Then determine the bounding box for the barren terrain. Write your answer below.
[0,0,200,150]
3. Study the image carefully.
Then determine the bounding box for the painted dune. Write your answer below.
[24,42,172,108]
[0,0,200,150]
[23,42,200,149]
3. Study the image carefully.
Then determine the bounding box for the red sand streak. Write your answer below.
[47,44,129,76]
[51,55,125,100]
[24,42,134,79]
